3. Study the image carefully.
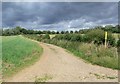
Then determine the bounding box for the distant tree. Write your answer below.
[64,34,71,40]
[79,29,89,34]
[37,31,42,34]
[70,31,73,34]
[20,28,28,34]
[75,31,78,34]
[13,26,22,35]
[95,26,103,29]
[105,25,113,29]
[61,31,65,34]
[65,31,69,34]
[27,30,35,34]
[51,31,56,34]
[113,25,120,33]
[0,29,2,36]
[70,34,82,42]
[43,31,47,34]
[46,31,51,34]
[85,29,115,46]
[42,34,50,39]
[117,38,120,47]
[56,31,59,34]
[3,29,13,36]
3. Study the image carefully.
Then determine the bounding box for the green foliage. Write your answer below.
[65,31,69,34]
[56,31,59,34]
[2,25,119,36]
[117,38,120,47]
[22,28,119,70]
[78,43,118,70]
[42,34,50,39]
[24,34,42,41]
[3,26,28,36]
[70,34,82,41]
[107,33,116,46]
[2,27,58,36]
[81,35,90,42]
[85,29,104,44]
[23,33,119,70]
[53,29,116,46]
[85,29,115,46]
[47,40,119,70]
[61,31,65,34]
[79,25,120,34]
[2,36,43,77]
[103,25,119,33]
[54,34,82,42]
[24,34,50,42]
[70,31,73,34]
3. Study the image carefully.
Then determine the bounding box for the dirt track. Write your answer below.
[4,42,118,82]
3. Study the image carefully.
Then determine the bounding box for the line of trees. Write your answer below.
[1,25,120,36]
[52,29,116,46]
[2,26,59,36]
[79,25,120,34]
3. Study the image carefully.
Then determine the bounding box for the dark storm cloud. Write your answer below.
[2,2,118,30]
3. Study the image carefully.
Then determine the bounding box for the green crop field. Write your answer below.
[2,36,43,78]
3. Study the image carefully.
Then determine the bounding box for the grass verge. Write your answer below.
[24,34,119,70]
[43,39,119,70]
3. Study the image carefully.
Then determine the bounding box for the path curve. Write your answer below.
[4,42,118,82]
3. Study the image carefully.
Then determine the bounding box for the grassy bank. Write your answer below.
[2,36,43,78]
[44,39,118,70]
[24,34,119,70]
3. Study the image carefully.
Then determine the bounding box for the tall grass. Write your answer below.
[78,43,118,69]
[2,36,43,78]
[43,39,119,70]
[24,34,119,70]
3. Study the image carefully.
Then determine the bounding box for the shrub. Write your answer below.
[53,34,64,40]
[85,29,104,44]
[42,34,50,39]
[24,34,119,70]
[85,29,115,46]
[53,34,82,42]
[81,35,91,42]
[107,32,116,46]
[78,43,118,69]
[117,38,120,47]
[64,34,72,40]
[70,34,82,42]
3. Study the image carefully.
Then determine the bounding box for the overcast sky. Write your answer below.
[2,2,118,31]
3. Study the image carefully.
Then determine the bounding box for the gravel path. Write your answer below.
[4,42,118,82]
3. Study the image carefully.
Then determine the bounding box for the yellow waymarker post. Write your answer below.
[105,31,107,48]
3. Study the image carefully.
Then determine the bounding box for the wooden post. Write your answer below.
[105,31,107,48]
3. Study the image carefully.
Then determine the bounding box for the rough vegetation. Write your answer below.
[2,25,120,36]
[2,25,119,70]
[24,28,119,70]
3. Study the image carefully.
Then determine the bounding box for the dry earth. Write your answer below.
[4,42,118,82]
